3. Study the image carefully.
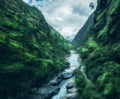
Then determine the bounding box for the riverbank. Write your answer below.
[24,50,80,99]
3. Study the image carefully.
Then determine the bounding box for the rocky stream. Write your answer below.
[25,50,81,99]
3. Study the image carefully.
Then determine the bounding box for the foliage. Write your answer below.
[75,0,120,98]
[75,69,102,99]
[0,0,71,98]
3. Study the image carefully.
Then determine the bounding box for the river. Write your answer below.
[24,50,90,99]
[52,50,80,99]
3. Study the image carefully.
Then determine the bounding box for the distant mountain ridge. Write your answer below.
[73,13,94,46]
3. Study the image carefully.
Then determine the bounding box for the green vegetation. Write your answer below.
[0,0,72,98]
[75,70,101,99]
[75,0,120,98]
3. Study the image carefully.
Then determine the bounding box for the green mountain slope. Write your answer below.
[75,0,120,98]
[0,0,72,98]
[73,13,94,46]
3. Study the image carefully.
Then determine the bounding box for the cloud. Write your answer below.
[23,0,97,40]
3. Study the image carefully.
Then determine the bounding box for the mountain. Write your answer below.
[75,0,120,98]
[0,0,72,98]
[73,13,94,46]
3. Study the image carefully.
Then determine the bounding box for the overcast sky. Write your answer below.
[23,0,97,40]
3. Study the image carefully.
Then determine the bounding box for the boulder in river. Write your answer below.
[37,85,60,98]
[67,88,77,93]
[49,73,62,86]
[66,93,79,99]
[49,79,58,86]
[49,77,62,86]
[62,71,73,79]
[25,85,60,99]
[66,81,76,89]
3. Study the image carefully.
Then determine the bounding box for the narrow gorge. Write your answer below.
[0,0,120,99]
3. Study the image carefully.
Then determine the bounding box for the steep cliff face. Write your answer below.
[73,13,94,46]
[76,0,120,98]
[0,0,71,98]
